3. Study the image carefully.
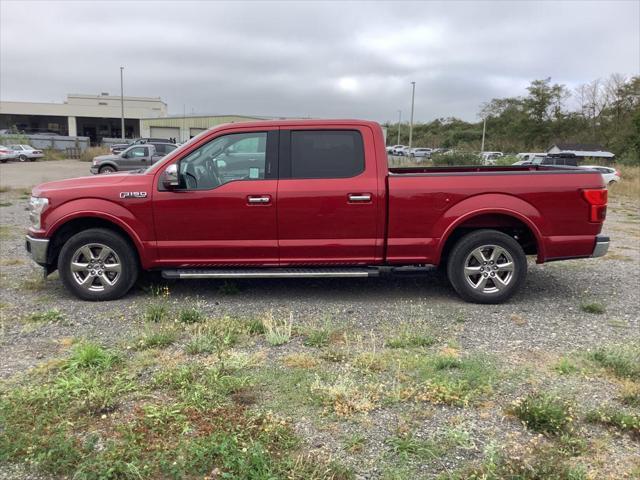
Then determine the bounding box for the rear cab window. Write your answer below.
[288,130,364,179]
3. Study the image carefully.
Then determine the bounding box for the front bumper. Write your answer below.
[591,235,609,258]
[90,166,99,174]
[25,235,49,265]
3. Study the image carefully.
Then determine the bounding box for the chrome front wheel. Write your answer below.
[70,243,122,292]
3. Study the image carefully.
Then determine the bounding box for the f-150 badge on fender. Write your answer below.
[119,192,147,199]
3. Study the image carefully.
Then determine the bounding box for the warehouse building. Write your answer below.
[0,93,167,144]
[141,114,268,143]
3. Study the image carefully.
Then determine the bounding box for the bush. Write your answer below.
[80,146,110,162]
[431,151,483,166]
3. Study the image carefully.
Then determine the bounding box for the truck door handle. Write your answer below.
[247,195,271,204]
[348,193,372,203]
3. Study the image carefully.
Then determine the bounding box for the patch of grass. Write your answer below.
[554,357,579,375]
[344,433,366,453]
[385,331,436,349]
[386,432,444,461]
[580,301,606,314]
[66,342,120,371]
[304,327,332,347]
[0,201,12,207]
[400,353,499,406]
[262,311,293,346]
[590,344,640,379]
[245,317,266,335]
[511,392,575,435]
[283,352,319,369]
[311,374,381,416]
[21,275,46,291]
[585,406,640,437]
[143,302,169,323]
[25,308,65,323]
[319,348,350,363]
[446,443,587,480]
[135,325,179,350]
[0,225,16,239]
[178,306,205,324]
[619,381,640,407]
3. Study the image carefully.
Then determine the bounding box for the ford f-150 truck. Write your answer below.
[25,119,609,303]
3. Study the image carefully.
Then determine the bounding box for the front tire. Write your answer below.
[447,229,527,304]
[19,154,27,162]
[58,228,138,301]
[99,165,116,174]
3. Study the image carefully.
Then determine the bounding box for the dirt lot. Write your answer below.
[0,160,638,479]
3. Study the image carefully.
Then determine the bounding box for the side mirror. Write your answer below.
[162,163,180,189]
[121,153,128,159]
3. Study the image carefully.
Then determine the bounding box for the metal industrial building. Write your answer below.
[0,93,167,144]
[140,115,267,142]
[0,93,273,145]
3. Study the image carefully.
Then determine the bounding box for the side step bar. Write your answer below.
[161,267,381,280]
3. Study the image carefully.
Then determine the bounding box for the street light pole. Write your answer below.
[408,81,416,150]
[397,110,402,145]
[120,66,125,140]
[480,117,486,152]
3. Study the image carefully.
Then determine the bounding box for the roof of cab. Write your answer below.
[213,118,381,130]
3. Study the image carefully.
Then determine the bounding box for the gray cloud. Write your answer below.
[1,0,638,122]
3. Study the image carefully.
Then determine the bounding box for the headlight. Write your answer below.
[29,196,49,229]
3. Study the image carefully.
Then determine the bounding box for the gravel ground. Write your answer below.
[0,165,638,478]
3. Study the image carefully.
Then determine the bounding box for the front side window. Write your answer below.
[128,147,147,158]
[178,132,267,190]
[290,130,364,179]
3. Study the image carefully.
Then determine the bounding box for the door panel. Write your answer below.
[152,129,279,266]
[277,127,380,265]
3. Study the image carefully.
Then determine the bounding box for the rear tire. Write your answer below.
[447,229,527,304]
[19,154,27,162]
[58,228,138,301]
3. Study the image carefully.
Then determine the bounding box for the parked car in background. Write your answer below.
[386,144,403,154]
[410,148,432,158]
[580,165,621,185]
[91,142,177,174]
[513,154,546,165]
[110,137,173,154]
[390,145,407,155]
[480,151,504,165]
[0,145,18,163]
[516,152,546,161]
[9,144,44,162]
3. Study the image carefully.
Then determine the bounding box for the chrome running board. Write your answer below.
[161,267,380,279]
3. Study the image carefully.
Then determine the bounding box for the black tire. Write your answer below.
[58,228,138,301]
[447,229,527,304]
[19,154,27,162]
[99,165,116,174]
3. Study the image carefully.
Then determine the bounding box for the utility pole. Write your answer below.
[480,117,486,152]
[397,110,402,145]
[408,81,416,150]
[120,67,125,139]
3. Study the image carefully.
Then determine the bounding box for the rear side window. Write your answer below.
[290,130,364,179]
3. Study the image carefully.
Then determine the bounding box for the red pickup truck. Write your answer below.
[25,119,609,303]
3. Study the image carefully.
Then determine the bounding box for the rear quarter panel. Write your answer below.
[387,170,605,264]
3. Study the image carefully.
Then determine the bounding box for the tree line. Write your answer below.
[384,74,640,164]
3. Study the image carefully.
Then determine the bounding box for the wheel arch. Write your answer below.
[46,215,144,271]
[437,209,545,266]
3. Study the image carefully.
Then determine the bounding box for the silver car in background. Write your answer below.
[9,144,44,162]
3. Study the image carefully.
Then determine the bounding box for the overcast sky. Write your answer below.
[1,0,638,122]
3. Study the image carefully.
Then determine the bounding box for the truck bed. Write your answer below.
[385,164,604,265]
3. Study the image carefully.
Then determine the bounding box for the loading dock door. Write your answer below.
[190,128,206,138]
[150,126,180,141]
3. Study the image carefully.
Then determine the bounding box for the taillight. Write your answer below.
[582,189,608,222]
[615,170,621,177]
